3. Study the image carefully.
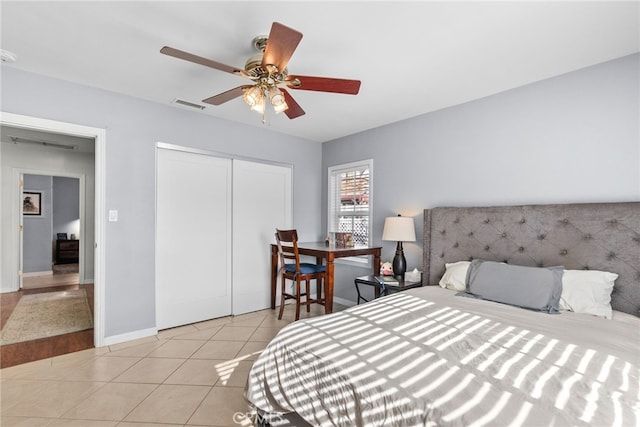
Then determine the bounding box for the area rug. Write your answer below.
[0,289,93,345]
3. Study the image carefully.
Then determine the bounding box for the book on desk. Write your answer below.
[379,275,399,285]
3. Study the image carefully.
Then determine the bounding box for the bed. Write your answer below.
[246,202,640,426]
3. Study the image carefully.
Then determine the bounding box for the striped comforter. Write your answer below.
[246,286,639,426]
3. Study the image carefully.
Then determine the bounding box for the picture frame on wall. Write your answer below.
[23,191,42,216]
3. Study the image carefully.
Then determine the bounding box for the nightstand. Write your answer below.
[354,275,423,304]
[56,239,79,264]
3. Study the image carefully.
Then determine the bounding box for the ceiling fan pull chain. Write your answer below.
[261,86,267,124]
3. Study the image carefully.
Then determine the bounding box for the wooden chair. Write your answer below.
[275,229,326,320]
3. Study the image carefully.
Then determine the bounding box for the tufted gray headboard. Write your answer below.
[423,202,640,316]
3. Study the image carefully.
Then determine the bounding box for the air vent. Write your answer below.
[172,99,206,110]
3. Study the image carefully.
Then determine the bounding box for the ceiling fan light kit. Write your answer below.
[161,22,361,122]
[242,85,263,108]
[269,88,288,113]
[241,75,289,122]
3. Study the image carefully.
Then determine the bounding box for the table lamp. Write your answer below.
[382,214,416,279]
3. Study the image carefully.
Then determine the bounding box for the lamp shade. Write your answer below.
[382,216,416,242]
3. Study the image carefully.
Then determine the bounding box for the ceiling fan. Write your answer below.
[161,22,361,121]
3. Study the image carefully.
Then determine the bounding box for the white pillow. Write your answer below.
[560,269,618,319]
[438,261,470,291]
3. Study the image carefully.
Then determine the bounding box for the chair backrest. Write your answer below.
[275,229,301,274]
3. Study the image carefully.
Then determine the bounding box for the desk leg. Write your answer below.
[325,255,334,314]
[270,246,278,310]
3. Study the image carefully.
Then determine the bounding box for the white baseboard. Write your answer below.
[22,270,53,277]
[334,296,356,307]
[102,327,158,347]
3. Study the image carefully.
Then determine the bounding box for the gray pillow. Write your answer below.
[463,260,564,313]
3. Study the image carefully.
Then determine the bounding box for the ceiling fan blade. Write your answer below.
[161,46,245,76]
[202,86,251,105]
[281,89,305,119]
[285,75,361,95]
[262,22,303,72]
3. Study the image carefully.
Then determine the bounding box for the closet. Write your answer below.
[156,147,292,330]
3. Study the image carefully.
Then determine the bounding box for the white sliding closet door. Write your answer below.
[232,160,292,315]
[156,148,232,330]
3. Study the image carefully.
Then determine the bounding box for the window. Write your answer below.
[328,159,373,264]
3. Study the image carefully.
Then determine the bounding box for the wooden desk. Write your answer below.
[271,242,382,314]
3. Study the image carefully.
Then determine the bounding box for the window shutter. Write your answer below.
[328,160,372,247]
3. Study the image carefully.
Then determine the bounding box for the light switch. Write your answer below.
[108,210,118,222]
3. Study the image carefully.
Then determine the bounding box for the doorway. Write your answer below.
[21,174,82,290]
[0,112,106,348]
[0,129,95,366]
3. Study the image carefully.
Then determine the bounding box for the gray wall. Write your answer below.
[1,66,323,339]
[323,53,640,303]
[23,175,53,273]
[52,176,80,241]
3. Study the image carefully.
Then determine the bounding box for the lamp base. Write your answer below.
[392,241,407,279]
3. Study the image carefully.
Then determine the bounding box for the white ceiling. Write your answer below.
[1,1,638,142]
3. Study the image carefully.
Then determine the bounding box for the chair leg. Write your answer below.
[317,276,323,304]
[278,276,287,320]
[306,279,312,312]
[295,278,301,320]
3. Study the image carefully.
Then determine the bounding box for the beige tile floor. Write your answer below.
[1,303,345,427]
